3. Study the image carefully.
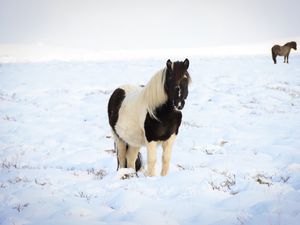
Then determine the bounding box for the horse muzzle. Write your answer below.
[173,100,185,111]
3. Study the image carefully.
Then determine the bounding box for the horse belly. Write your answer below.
[275,46,289,56]
[280,47,289,56]
[115,115,145,147]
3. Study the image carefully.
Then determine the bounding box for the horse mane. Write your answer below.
[284,41,297,48]
[142,68,168,119]
[185,71,192,84]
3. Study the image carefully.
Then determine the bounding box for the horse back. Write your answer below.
[108,85,146,147]
[272,44,292,56]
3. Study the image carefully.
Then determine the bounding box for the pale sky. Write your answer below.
[1,0,300,51]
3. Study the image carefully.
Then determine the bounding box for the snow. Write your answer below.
[1,54,300,225]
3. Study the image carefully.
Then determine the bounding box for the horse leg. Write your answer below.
[126,145,140,170]
[284,55,287,63]
[115,137,127,169]
[161,134,176,176]
[287,53,290,64]
[146,141,157,176]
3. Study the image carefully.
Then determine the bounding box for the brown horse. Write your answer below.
[271,41,297,64]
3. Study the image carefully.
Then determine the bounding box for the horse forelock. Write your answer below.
[169,61,191,84]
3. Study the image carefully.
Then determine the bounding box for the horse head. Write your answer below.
[290,41,297,50]
[165,59,191,111]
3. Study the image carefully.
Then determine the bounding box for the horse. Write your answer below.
[107,59,191,176]
[271,41,297,64]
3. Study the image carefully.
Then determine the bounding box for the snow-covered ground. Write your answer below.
[1,54,300,225]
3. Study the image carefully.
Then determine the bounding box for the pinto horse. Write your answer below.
[271,41,297,64]
[108,59,191,176]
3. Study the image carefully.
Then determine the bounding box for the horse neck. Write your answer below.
[142,68,168,118]
[284,43,292,49]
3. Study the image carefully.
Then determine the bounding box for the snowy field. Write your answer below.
[1,54,300,225]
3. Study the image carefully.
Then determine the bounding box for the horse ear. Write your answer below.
[166,59,172,69]
[183,58,189,69]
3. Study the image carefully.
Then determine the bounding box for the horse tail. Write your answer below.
[135,152,143,172]
[271,47,277,64]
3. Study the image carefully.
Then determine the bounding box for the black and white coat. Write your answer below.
[108,59,191,176]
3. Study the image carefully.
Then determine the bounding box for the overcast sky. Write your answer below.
[1,0,300,51]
